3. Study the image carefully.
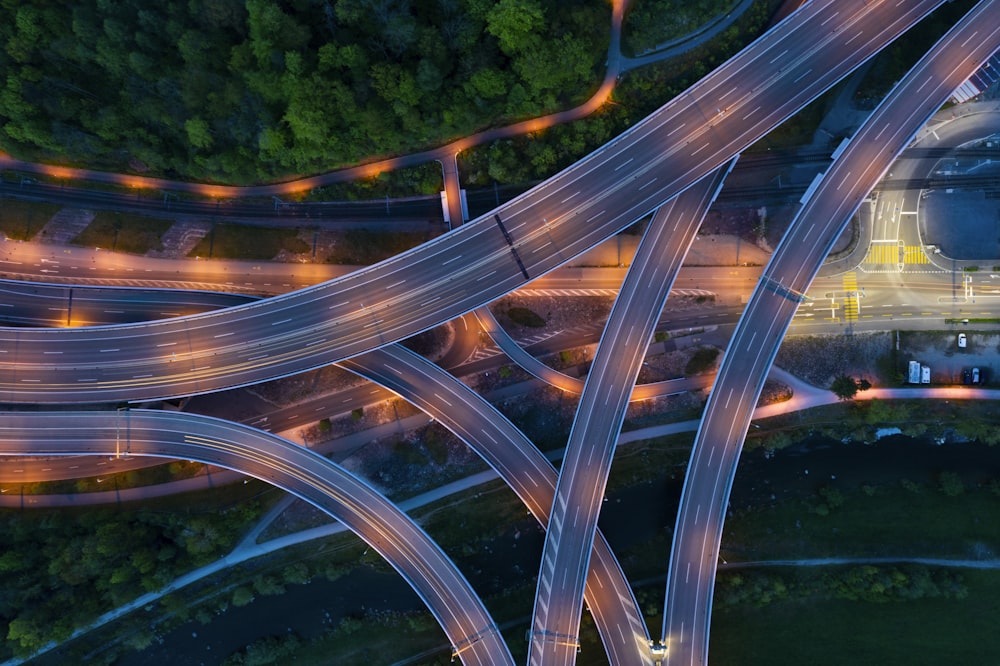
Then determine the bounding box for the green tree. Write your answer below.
[6,616,46,654]
[487,0,544,54]
[232,586,255,607]
[830,375,859,400]
[185,117,213,150]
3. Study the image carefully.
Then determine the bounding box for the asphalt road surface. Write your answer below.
[0,0,942,404]
[528,166,730,665]
[0,410,513,666]
[662,4,1000,664]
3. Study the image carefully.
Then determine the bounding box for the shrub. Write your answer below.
[231,587,254,607]
[507,306,546,328]
[684,347,719,375]
[938,471,965,497]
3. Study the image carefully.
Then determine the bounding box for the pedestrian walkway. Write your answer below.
[841,272,858,322]
[35,208,93,244]
[862,242,930,267]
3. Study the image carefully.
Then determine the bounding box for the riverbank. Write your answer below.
[43,422,1000,666]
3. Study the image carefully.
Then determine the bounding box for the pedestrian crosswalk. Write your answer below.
[468,329,566,362]
[902,245,929,264]
[864,243,898,265]
[516,288,715,298]
[863,243,929,266]
[842,272,858,322]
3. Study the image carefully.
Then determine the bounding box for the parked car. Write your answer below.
[973,367,980,384]
[963,369,971,385]
[958,333,967,348]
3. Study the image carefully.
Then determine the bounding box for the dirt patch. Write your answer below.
[701,206,760,237]
[335,417,485,500]
[758,379,793,406]
[247,365,366,407]
[636,348,692,382]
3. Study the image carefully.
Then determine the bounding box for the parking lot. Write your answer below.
[900,330,997,385]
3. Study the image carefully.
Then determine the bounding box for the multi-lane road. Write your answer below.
[663,3,1000,664]
[0,0,945,404]
[527,165,731,664]
[343,344,654,665]
[0,410,513,666]
[2,1,987,664]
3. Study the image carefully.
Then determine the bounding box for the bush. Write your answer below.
[684,347,719,375]
[223,633,302,666]
[231,587,254,607]
[507,307,546,328]
[938,471,965,497]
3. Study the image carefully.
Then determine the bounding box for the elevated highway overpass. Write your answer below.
[0,0,946,405]
[0,410,513,666]
[663,3,1000,663]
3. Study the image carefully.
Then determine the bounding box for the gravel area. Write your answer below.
[490,295,614,337]
[493,386,579,451]
[636,348,691,383]
[337,420,485,500]
[246,364,366,407]
[775,331,892,388]
[624,391,704,430]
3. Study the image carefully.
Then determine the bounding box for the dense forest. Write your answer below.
[0,0,609,184]
[621,0,735,56]
[0,498,263,658]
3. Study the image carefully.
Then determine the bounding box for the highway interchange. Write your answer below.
[0,0,945,404]
[527,165,732,664]
[664,3,1000,664]
[3,0,999,664]
[0,410,514,666]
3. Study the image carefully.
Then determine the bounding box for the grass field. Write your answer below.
[325,228,439,265]
[71,210,172,254]
[711,568,1000,665]
[0,198,62,240]
[724,480,1000,561]
[187,223,310,260]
